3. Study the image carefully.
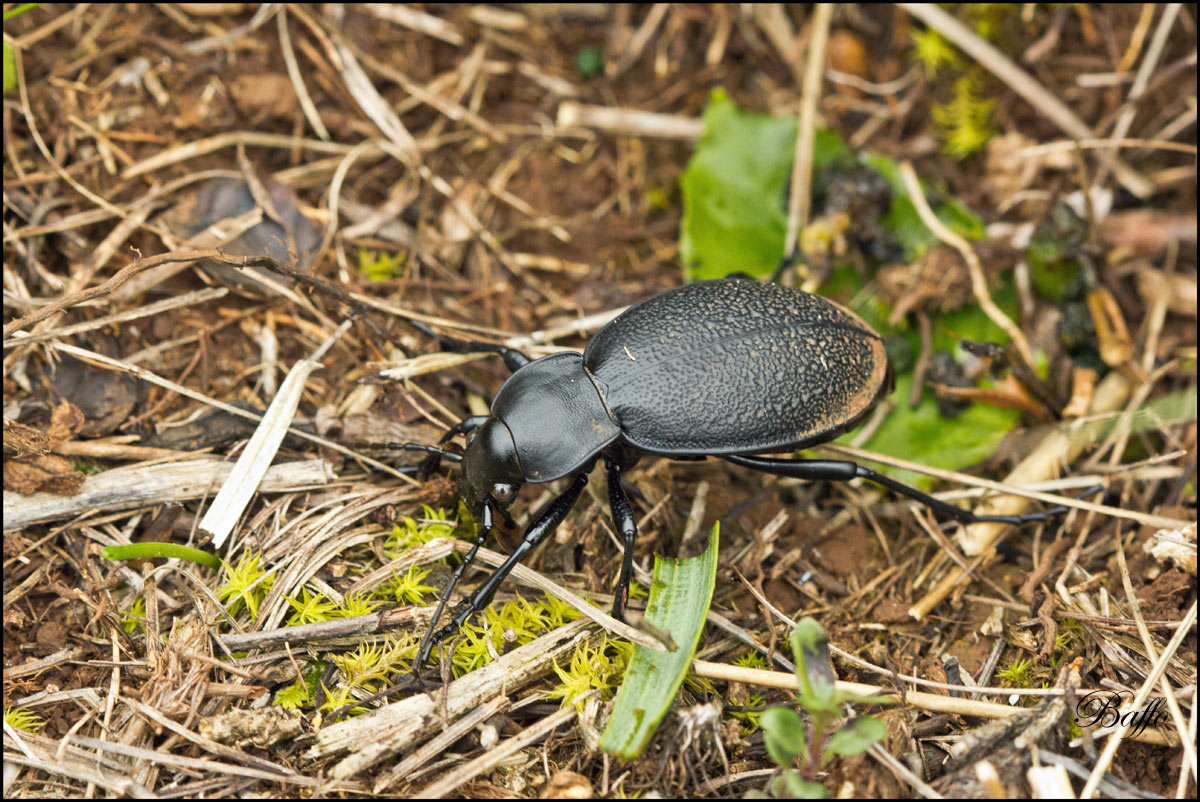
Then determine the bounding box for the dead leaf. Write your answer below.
[3,454,86,496]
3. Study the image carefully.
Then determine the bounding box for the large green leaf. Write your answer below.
[836,292,1023,488]
[863,153,984,257]
[680,90,979,280]
[680,89,796,280]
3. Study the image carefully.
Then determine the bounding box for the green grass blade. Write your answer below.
[101,542,222,570]
[600,522,720,758]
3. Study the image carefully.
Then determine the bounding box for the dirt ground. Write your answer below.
[3,4,1196,799]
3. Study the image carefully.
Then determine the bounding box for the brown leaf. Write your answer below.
[230,73,298,122]
[48,401,86,443]
[3,454,86,496]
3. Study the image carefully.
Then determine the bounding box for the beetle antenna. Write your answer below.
[387,442,463,463]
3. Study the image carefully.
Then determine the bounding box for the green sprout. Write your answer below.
[4,707,46,733]
[997,657,1033,687]
[275,660,326,711]
[216,552,275,621]
[286,587,341,626]
[574,46,604,79]
[910,27,960,77]
[754,619,891,799]
[446,594,584,677]
[932,70,996,159]
[120,596,147,635]
[331,634,417,694]
[384,564,438,605]
[386,505,462,555]
[3,4,41,95]
[338,592,383,618]
[275,677,314,710]
[729,650,769,732]
[358,248,406,281]
[547,639,632,711]
[319,682,366,717]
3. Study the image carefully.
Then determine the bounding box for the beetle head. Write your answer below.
[460,418,524,515]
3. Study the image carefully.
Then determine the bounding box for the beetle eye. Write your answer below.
[492,483,516,504]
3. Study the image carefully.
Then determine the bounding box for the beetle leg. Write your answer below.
[388,442,463,463]
[605,458,638,622]
[414,500,496,684]
[417,472,589,667]
[725,455,1079,527]
[408,319,531,373]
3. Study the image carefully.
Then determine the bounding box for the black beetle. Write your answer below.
[400,279,1069,667]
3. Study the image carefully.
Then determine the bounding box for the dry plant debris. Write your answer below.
[2,5,1195,799]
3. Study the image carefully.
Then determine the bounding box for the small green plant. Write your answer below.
[4,706,46,733]
[997,656,1033,687]
[274,660,327,711]
[358,248,406,281]
[384,564,438,605]
[285,587,341,626]
[447,594,584,677]
[120,596,147,634]
[932,69,997,159]
[910,27,959,77]
[3,4,41,95]
[385,505,462,555]
[330,634,417,698]
[729,650,769,732]
[275,672,316,710]
[754,619,891,798]
[547,639,633,711]
[338,592,383,618]
[574,46,604,79]
[216,552,275,621]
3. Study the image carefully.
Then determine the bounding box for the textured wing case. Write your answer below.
[584,280,889,455]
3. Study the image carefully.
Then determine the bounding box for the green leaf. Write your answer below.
[680,89,796,280]
[3,43,17,95]
[780,772,829,799]
[761,707,807,768]
[101,542,222,570]
[789,619,840,716]
[575,46,604,79]
[863,153,984,257]
[599,522,720,758]
[680,90,979,280]
[836,290,1022,489]
[3,4,39,96]
[845,371,1021,489]
[825,716,887,758]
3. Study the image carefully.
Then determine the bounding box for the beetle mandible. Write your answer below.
[399,279,1068,668]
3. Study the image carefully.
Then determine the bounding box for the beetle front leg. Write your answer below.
[725,455,1079,526]
[417,472,589,668]
[415,415,490,476]
[605,458,638,622]
[414,501,496,675]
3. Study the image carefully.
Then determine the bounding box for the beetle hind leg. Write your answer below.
[726,454,1084,527]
